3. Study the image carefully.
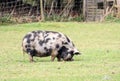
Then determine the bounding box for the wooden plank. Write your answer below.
[106,0,115,1]
[88,12,95,14]
[87,0,95,3]
[83,0,86,20]
[97,0,104,2]
[86,19,95,21]
[86,18,94,20]
[88,9,95,12]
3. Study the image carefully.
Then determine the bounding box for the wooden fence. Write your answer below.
[0,0,83,23]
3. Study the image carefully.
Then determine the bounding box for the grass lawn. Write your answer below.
[0,22,120,81]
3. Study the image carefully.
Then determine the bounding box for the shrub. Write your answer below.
[105,14,120,23]
[0,15,13,24]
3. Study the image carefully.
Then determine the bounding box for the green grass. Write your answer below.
[0,22,120,81]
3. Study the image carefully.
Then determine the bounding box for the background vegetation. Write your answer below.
[0,22,120,81]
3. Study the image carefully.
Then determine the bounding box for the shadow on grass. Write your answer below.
[16,58,83,63]
[16,59,51,63]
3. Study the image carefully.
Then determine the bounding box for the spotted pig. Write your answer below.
[22,30,80,62]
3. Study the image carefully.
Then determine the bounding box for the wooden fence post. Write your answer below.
[83,0,86,21]
[40,0,45,21]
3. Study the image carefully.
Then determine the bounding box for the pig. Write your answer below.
[22,30,80,62]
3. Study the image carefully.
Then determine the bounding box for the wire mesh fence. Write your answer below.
[0,0,83,23]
